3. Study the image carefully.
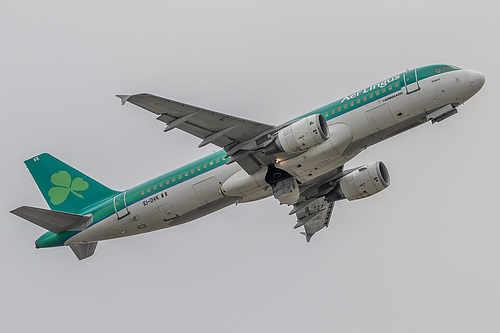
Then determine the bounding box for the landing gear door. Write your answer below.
[404,69,420,94]
[114,192,130,220]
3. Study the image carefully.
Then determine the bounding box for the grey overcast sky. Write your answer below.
[2,1,498,332]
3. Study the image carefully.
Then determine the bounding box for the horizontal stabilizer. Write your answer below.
[70,242,98,260]
[10,206,91,234]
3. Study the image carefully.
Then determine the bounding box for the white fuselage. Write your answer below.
[66,68,480,245]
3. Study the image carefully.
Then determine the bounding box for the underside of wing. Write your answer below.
[292,197,334,242]
[118,93,279,174]
[286,165,352,241]
[118,93,274,148]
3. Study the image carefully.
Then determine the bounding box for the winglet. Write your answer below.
[300,232,313,242]
[116,95,131,105]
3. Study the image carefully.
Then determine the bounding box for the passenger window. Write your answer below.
[363,96,367,101]
[141,191,145,195]
[337,107,341,112]
[184,172,188,176]
[325,112,329,117]
[369,93,373,98]
[395,83,399,88]
[172,178,176,182]
[210,161,214,166]
[166,180,169,185]
[178,175,182,179]
[203,164,207,168]
[153,185,157,190]
[147,188,151,193]
[197,167,201,171]
[216,159,220,163]
[382,88,386,93]
[356,99,360,104]
[350,101,354,106]
[159,183,163,188]
[388,85,392,90]
[191,170,194,174]
[344,104,348,109]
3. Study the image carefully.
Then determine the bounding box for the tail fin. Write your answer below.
[25,153,119,214]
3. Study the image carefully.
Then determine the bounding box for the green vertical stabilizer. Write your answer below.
[24,153,119,214]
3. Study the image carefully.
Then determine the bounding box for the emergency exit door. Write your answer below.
[113,192,130,219]
[404,69,420,94]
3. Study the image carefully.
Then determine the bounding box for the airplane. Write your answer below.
[11,64,485,260]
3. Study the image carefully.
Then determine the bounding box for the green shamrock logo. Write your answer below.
[48,171,89,205]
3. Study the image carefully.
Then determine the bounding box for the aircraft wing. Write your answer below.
[287,165,354,241]
[118,93,280,174]
[118,93,274,148]
[291,197,334,242]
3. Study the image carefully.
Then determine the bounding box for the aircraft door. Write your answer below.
[113,192,130,219]
[404,69,420,94]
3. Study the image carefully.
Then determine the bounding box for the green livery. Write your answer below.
[11,64,485,260]
[24,153,119,214]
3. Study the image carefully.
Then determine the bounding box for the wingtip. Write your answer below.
[116,95,131,105]
[300,232,313,242]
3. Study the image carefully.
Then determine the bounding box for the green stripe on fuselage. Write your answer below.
[35,64,460,248]
[36,150,229,248]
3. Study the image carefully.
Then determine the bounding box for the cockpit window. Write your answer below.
[443,66,452,72]
[434,67,442,74]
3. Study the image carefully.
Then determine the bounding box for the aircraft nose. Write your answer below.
[468,70,485,93]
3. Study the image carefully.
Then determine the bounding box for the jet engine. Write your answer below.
[264,114,329,155]
[329,161,390,201]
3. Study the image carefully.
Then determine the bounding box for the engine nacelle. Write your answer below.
[335,161,390,201]
[273,114,329,154]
